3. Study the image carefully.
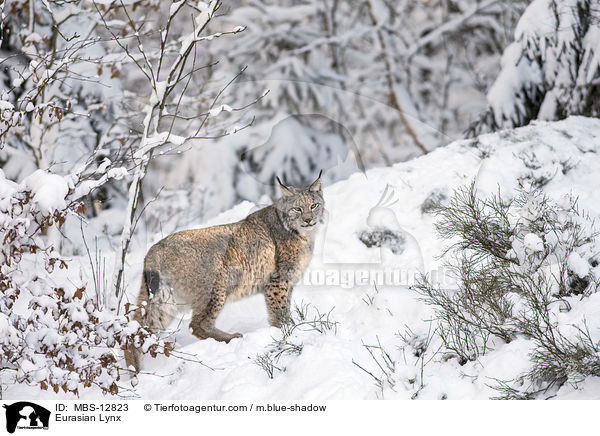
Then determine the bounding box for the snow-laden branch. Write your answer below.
[109,0,249,308]
[366,0,431,154]
[406,0,500,58]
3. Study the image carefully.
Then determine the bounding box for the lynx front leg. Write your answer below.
[265,278,293,328]
[189,287,242,343]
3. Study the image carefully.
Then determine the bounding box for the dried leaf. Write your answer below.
[74,287,84,299]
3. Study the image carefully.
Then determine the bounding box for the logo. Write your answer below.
[3,402,50,433]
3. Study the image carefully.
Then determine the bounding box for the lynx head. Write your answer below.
[276,172,325,235]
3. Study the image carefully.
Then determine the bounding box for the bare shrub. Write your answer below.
[0,174,173,395]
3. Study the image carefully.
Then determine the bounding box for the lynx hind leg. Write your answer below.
[189,287,242,343]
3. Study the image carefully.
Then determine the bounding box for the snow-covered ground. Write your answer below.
[7,116,600,400]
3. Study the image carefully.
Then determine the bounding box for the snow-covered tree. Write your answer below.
[140,0,523,210]
[97,0,251,304]
[128,0,529,222]
[470,0,600,135]
[234,114,363,201]
[0,166,173,395]
[0,0,246,393]
[0,0,128,184]
[206,0,526,162]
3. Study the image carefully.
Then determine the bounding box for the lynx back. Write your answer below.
[125,173,325,371]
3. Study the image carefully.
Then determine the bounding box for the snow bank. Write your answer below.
[8,117,600,400]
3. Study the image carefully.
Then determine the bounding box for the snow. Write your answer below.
[484,0,600,130]
[169,0,184,17]
[130,117,599,400]
[23,33,42,45]
[487,42,542,126]
[208,104,232,117]
[0,100,14,111]
[176,1,217,55]
[107,167,128,180]
[136,131,187,157]
[22,170,69,213]
[568,252,590,278]
[151,81,168,105]
[0,169,17,198]
[523,233,544,252]
[0,313,10,336]
[514,0,555,41]
[6,117,600,401]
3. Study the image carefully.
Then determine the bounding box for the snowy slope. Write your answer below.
[7,116,600,400]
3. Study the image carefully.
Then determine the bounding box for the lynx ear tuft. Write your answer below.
[309,170,323,192]
[277,176,295,197]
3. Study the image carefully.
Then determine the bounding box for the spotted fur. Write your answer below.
[125,174,325,371]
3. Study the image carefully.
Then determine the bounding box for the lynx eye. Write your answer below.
[310,203,319,210]
[291,207,302,214]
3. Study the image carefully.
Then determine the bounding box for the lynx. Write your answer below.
[125,173,325,371]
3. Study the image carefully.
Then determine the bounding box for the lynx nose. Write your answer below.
[303,217,312,224]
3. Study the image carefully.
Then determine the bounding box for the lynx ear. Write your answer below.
[309,170,323,192]
[277,176,295,197]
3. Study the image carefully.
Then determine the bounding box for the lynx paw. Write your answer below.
[190,322,243,343]
[224,332,243,343]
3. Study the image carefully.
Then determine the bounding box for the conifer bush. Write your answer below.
[415,182,600,397]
